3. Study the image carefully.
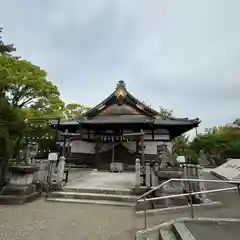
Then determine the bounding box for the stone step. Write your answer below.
[63,187,135,196]
[159,228,177,240]
[173,222,196,240]
[48,191,138,203]
[46,197,135,207]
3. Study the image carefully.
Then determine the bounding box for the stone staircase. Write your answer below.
[136,219,192,240]
[136,218,240,240]
[46,187,138,207]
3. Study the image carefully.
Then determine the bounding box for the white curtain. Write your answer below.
[71,140,95,154]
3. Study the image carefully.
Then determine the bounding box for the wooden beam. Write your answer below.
[152,129,154,141]
[61,132,82,136]
[122,132,145,137]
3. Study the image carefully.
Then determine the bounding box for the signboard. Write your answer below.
[212,158,240,180]
[48,152,58,161]
[176,156,186,163]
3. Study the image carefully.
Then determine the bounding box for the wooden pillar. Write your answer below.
[136,139,139,158]
[94,138,100,170]
[140,129,145,165]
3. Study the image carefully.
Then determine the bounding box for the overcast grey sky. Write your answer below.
[1,0,240,134]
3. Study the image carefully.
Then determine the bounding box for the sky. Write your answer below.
[1,0,240,135]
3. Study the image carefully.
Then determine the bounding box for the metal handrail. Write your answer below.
[137,178,240,200]
[137,178,240,230]
[138,186,237,202]
[136,187,239,240]
[139,185,240,230]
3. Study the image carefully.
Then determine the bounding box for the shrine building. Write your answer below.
[50,81,200,170]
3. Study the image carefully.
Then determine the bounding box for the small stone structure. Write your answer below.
[34,159,49,183]
[140,144,210,208]
[110,162,123,172]
[48,153,66,189]
[135,158,141,188]
[0,165,41,204]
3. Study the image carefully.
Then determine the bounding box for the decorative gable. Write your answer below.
[83,80,159,119]
[99,104,142,116]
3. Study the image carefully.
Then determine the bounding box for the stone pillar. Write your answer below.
[151,167,157,187]
[192,164,198,192]
[183,163,188,190]
[162,182,172,206]
[145,162,151,188]
[58,156,66,185]
[196,165,209,202]
[188,164,193,191]
[135,158,141,188]
[154,162,160,186]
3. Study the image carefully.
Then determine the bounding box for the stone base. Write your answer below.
[51,182,63,191]
[0,183,41,205]
[0,191,41,205]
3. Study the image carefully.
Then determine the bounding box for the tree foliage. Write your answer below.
[64,103,90,119]
[1,57,60,108]
[0,27,15,56]
[158,107,173,119]
[0,27,91,161]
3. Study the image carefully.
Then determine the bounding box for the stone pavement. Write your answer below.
[0,199,136,240]
[66,170,135,190]
[0,170,137,240]
[1,170,240,240]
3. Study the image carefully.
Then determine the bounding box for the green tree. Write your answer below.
[64,103,90,119]
[172,135,189,155]
[0,27,15,56]
[188,124,240,165]
[0,56,60,108]
[158,107,173,119]
[0,28,18,163]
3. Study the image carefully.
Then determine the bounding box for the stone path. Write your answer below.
[0,199,136,240]
[66,170,135,190]
[0,170,137,240]
[1,170,240,240]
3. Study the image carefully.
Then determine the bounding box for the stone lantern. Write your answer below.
[0,165,40,204]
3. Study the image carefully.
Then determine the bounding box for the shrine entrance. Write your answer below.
[99,144,136,170]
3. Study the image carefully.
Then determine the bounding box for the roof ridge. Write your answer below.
[83,80,159,118]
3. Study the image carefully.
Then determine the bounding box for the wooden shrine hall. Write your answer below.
[50,80,200,170]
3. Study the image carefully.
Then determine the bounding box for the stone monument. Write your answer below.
[0,165,40,204]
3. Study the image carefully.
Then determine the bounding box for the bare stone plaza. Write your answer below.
[1,168,240,239]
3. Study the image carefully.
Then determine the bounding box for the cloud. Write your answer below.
[1,0,240,134]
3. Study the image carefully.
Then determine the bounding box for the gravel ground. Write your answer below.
[0,199,136,240]
[1,172,240,240]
